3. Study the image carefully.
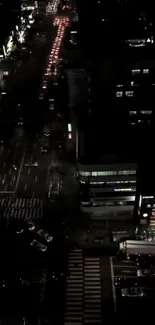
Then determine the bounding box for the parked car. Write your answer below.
[121,287,144,297]
[137,268,155,277]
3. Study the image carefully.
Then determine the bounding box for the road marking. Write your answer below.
[24,183,27,191]
[15,150,25,191]
[35,175,38,183]
[0,191,14,194]
[114,265,136,268]
[2,174,6,184]
[110,257,117,313]
[114,275,137,279]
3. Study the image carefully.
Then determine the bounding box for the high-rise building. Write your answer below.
[76,0,155,221]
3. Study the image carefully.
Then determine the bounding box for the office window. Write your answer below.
[140,110,152,115]
[79,171,91,176]
[132,69,141,75]
[129,111,137,115]
[118,170,136,175]
[143,69,149,74]
[116,91,123,98]
[125,91,134,97]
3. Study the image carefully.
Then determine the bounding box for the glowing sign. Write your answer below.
[68,123,72,132]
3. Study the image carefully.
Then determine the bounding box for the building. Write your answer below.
[78,154,137,220]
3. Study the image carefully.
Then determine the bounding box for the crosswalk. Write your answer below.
[64,249,103,325]
[0,197,43,219]
[65,248,83,325]
[84,257,102,324]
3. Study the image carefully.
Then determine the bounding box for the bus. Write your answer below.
[119,240,155,257]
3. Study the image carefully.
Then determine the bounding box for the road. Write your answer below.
[0,129,25,194]
[16,137,52,197]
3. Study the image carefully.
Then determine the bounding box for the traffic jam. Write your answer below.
[39,16,69,100]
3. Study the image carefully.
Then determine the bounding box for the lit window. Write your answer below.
[125,91,134,97]
[140,110,152,115]
[118,170,136,175]
[116,91,123,97]
[129,111,137,115]
[143,69,149,74]
[114,188,134,192]
[132,69,141,75]
[79,171,91,177]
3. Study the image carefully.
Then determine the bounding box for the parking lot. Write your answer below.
[111,255,155,319]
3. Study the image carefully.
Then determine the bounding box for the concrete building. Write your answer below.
[78,160,137,220]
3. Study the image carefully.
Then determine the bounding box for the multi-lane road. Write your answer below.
[0,129,52,198]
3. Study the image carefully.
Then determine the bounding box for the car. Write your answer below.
[121,287,144,297]
[37,229,53,243]
[30,239,47,252]
[137,268,155,277]
[17,117,23,126]
[12,165,17,171]
[94,236,104,243]
[25,220,35,231]
[41,147,48,152]
[136,255,154,268]
[25,161,38,167]
[0,279,7,288]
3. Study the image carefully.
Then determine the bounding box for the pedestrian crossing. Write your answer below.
[64,250,103,325]
[65,248,83,325]
[84,257,102,324]
[0,197,43,219]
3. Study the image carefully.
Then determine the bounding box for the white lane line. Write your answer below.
[24,183,27,191]
[110,257,117,313]
[15,150,26,191]
[35,175,38,183]
[2,174,6,184]
[0,191,14,194]
[114,265,136,268]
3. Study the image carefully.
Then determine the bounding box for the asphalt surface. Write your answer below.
[111,255,155,320]
[0,129,25,193]
[0,3,78,325]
